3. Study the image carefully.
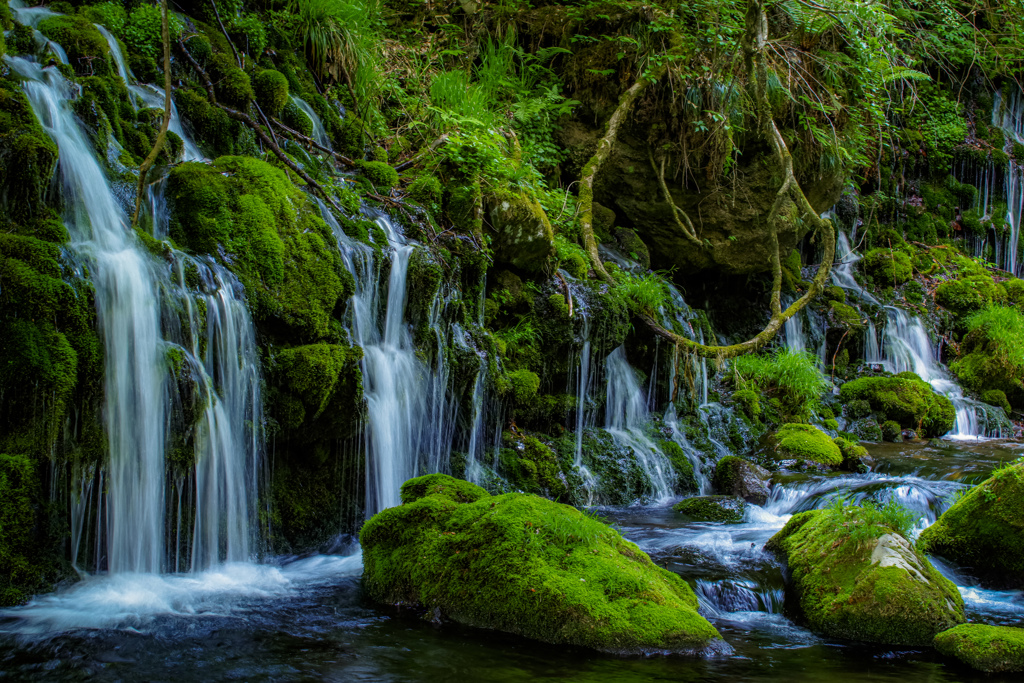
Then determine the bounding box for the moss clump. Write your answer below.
[766,506,965,645]
[917,461,1024,587]
[768,423,842,466]
[839,374,955,437]
[355,160,399,190]
[361,474,722,654]
[844,399,872,419]
[507,369,541,404]
[951,306,1024,409]
[271,344,363,433]
[834,436,870,471]
[407,174,442,214]
[484,187,555,272]
[713,456,770,504]
[934,624,1024,673]
[0,88,59,222]
[829,302,866,331]
[981,389,1011,414]
[498,434,568,501]
[1,453,44,605]
[862,248,912,285]
[673,495,746,523]
[166,157,349,341]
[217,67,255,108]
[881,420,902,442]
[732,389,761,420]
[935,275,1005,315]
[38,15,111,77]
[252,69,289,116]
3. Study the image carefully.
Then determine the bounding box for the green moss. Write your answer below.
[829,302,866,331]
[951,306,1024,408]
[658,440,697,493]
[918,461,1024,587]
[614,228,650,269]
[732,389,761,420]
[881,420,902,442]
[823,286,847,303]
[934,624,1024,673]
[407,174,442,215]
[0,88,59,222]
[281,100,314,138]
[485,187,555,272]
[0,453,47,605]
[834,436,869,471]
[713,456,770,503]
[355,160,399,190]
[252,69,289,116]
[673,495,746,523]
[769,423,842,466]
[498,435,568,500]
[166,157,350,341]
[360,474,722,654]
[839,374,955,437]
[861,248,912,285]
[844,399,872,419]
[981,389,1011,414]
[38,15,111,77]
[217,67,255,108]
[766,507,965,645]
[506,369,541,405]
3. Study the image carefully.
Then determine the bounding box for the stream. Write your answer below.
[2,438,1022,682]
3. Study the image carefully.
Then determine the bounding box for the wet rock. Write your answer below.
[713,456,770,504]
[484,188,555,272]
[361,474,724,655]
[934,624,1024,673]
[918,461,1024,588]
[672,496,747,523]
[833,437,873,473]
[766,506,965,645]
[848,417,884,442]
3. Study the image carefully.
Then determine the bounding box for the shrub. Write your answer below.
[122,5,184,61]
[733,349,828,419]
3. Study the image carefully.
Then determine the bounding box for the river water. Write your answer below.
[2,438,1022,682]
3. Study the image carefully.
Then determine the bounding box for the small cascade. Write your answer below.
[782,308,807,354]
[664,403,710,493]
[866,307,1010,438]
[832,232,879,304]
[93,23,204,162]
[603,346,674,502]
[568,311,599,501]
[292,96,332,150]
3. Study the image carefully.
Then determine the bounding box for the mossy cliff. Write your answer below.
[918,461,1024,588]
[766,506,965,645]
[360,474,722,654]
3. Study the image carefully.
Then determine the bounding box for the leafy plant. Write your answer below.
[732,349,828,419]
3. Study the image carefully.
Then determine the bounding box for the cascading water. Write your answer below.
[992,88,1024,276]
[292,96,332,150]
[603,346,674,502]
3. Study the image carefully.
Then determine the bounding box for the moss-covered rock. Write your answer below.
[839,374,955,437]
[981,389,1011,414]
[861,248,912,285]
[38,15,111,77]
[0,88,59,221]
[917,461,1024,587]
[934,624,1024,673]
[217,67,255,108]
[834,436,871,472]
[166,157,350,341]
[484,188,555,272]
[252,69,289,116]
[355,160,398,190]
[361,474,723,654]
[673,495,747,523]
[766,507,965,645]
[497,434,568,501]
[765,423,842,467]
[881,419,903,442]
[713,456,770,504]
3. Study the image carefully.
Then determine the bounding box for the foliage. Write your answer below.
[733,349,828,419]
[290,0,380,103]
[121,5,184,61]
[951,306,1024,408]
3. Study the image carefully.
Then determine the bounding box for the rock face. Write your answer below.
[713,456,771,504]
[917,462,1024,587]
[766,507,965,645]
[360,474,723,655]
[934,624,1024,673]
[673,495,747,523]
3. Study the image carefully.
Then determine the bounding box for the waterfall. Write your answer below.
[13,54,262,574]
[94,23,204,162]
[291,96,332,150]
[604,347,674,502]
[866,307,1009,438]
[989,88,1024,275]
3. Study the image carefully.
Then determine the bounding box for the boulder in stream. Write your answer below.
[934,623,1024,673]
[839,373,955,437]
[763,423,842,469]
[360,474,724,655]
[673,495,747,523]
[917,461,1024,587]
[766,505,965,645]
[713,456,770,504]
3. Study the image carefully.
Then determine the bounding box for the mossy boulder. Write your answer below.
[361,474,723,654]
[217,67,255,108]
[881,420,903,442]
[834,437,871,472]
[828,302,866,331]
[673,495,747,523]
[766,507,965,645]
[935,276,1005,315]
[355,160,398,190]
[917,461,1024,587]
[981,389,1011,414]
[765,423,842,467]
[839,374,955,437]
[713,456,770,504]
[497,434,568,501]
[484,188,555,272]
[934,624,1024,673]
[252,69,290,116]
[269,343,363,438]
[166,157,349,341]
[861,248,912,285]
[38,15,111,77]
